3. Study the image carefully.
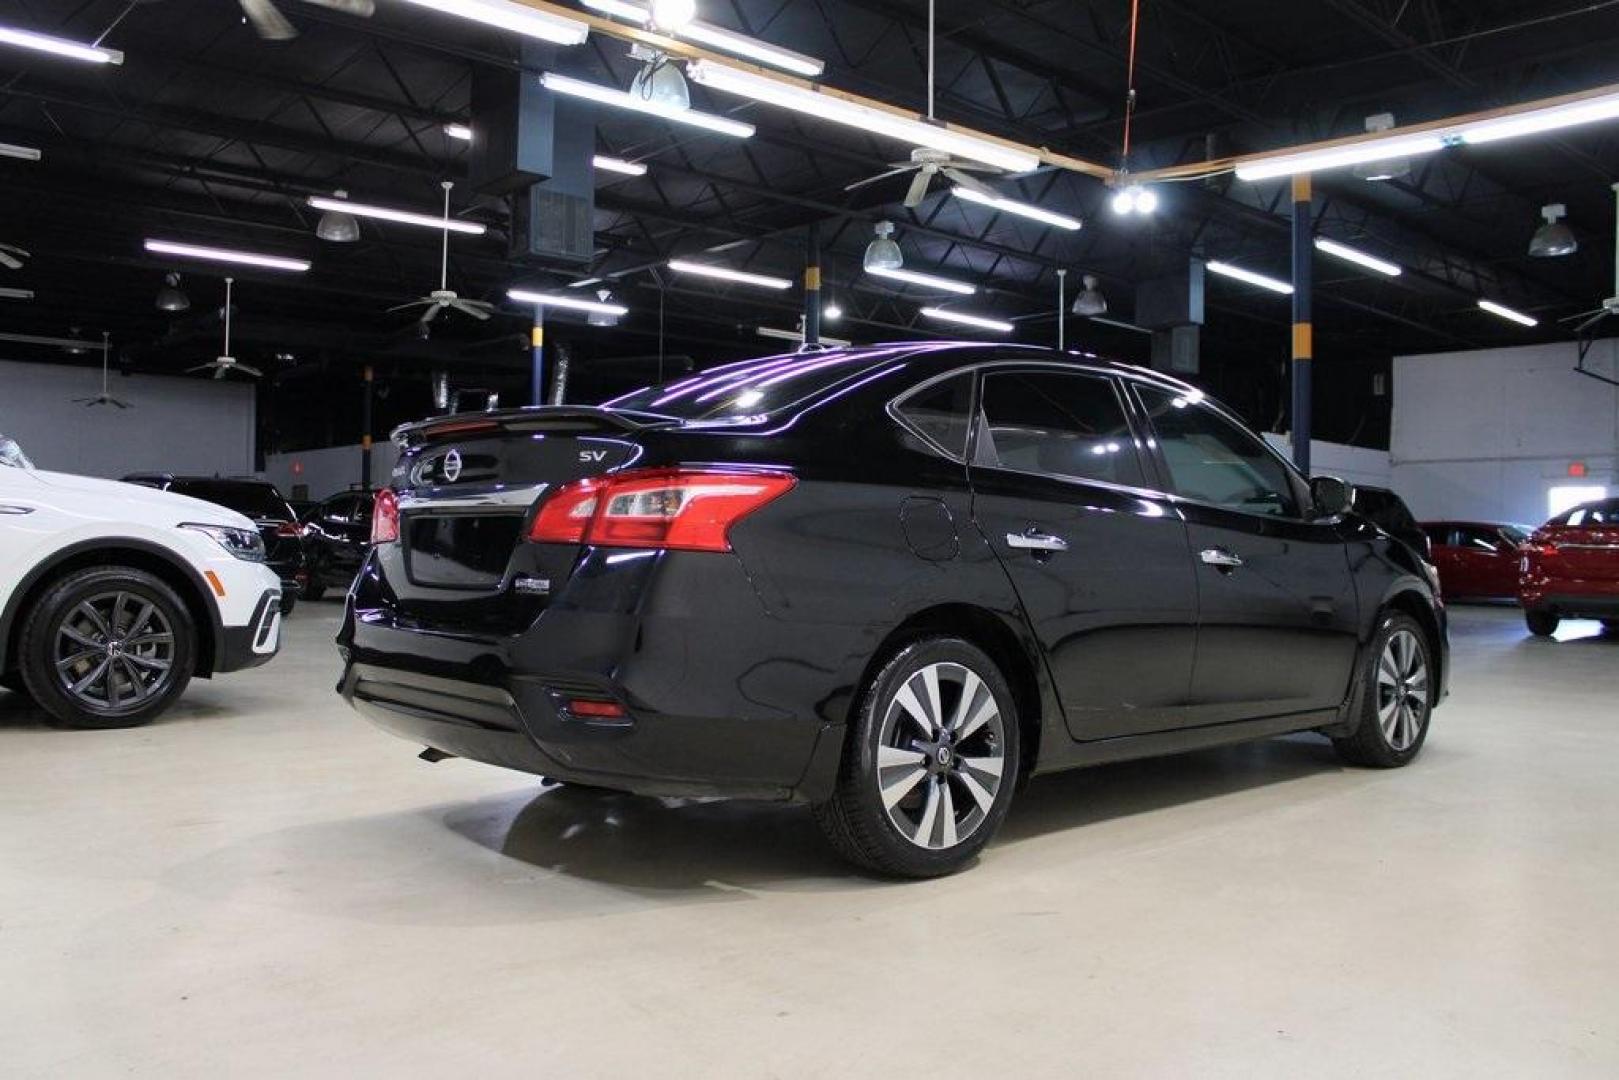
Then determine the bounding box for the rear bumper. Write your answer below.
[336,548,856,802]
[1521,575,1619,617]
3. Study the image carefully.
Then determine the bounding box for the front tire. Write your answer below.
[1333,611,1434,768]
[18,567,195,729]
[813,637,1020,877]
[1525,609,1559,637]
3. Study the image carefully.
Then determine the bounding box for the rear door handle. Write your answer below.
[1200,547,1243,569]
[1007,531,1069,553]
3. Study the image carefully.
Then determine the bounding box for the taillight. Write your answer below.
[527,477,604,544]
[274,521,302,539]
[371,488,400,545]
[528,468,795,553]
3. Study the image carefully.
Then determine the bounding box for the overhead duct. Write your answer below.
[1135,261,1205,376]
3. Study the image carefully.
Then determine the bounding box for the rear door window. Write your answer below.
[975,370,1146,488]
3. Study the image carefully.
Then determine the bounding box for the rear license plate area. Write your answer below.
[406,514,523,589]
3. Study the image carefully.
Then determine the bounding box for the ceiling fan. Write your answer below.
[389,181,495,326]
[74,333,132,409]
[234,0,375,42]
[188,278,264,379]
[0,243,28,271]
[1560,182,1619,335]
[840,0,1008,208]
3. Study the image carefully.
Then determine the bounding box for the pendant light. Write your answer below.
[155,272,191,312]
[863,221,903,271]
[1528,204,1577,258]
[316,189,361,243]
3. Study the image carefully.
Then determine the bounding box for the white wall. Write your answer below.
[0,359,255,479]
[262,442,398,503]
[1390,339,1619,525]
[1263,433,1392,488]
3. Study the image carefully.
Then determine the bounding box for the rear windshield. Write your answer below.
[1558,500,1619,527]
[170,481,293,521]
[605,350,892,421]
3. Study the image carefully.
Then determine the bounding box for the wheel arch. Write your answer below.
[1381,588,1443,688]
[0,540,222,679]
[854,602,1050,777]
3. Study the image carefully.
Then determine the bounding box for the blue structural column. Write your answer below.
[804,221,822,346]
[530,305,546,406]
[1291,173,1313,477]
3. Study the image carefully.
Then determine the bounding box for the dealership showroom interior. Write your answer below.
[5,0,1619,1074]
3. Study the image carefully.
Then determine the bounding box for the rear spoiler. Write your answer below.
[390,406,667,449]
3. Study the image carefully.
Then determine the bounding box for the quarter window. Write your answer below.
[1137,386,1299,517]
[975,371,1146,488]
[894,373,974,459]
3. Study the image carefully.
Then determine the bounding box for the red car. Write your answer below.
[1422,521,1532,600]
[1520,498,1619,636]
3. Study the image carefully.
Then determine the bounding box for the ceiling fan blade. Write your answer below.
[1572,310,1611,335]
[234,364,265,378]
[240,0,299,40]
[1558,307,1604,323]
[452,300,494,321]
[111,398,131,409]
[185,363,215,374]
[387,299,432,313]
[843,165,918,193]
[903,169,933,208]
[299,0,376,14]
[0,252,21,271]
[944,168,998,198]
[213,366,228,379]
[421,303,442,325]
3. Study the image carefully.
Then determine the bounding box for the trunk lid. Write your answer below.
[1535,523,1619,581]
[381,408,669,616]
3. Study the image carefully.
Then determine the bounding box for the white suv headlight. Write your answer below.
[180,523,266,562]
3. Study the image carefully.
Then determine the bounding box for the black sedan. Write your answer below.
[299,489,375,601]
[338,344,1447,877]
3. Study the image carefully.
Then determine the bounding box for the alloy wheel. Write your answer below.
[875,661,1006,850]
[53,591,175,715]
[1376,628,1428,752]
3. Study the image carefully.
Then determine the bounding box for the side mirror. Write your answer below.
[1310,475,1354,519]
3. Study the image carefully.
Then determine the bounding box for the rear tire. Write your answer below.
[303,579,327,602]
[813,636,1020,878]
[1,672,28,697]
[1525,609,1559,637]
[1333,611,1433,768]
[18,567,195,729]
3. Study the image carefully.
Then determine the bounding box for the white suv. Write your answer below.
[0,434,283,728]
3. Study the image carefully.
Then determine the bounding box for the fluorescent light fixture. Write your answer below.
[0,24,123,64]
[678,23,825,77]
[593,154,648,176]
[757,326,851,347]
[541,72,754,138]
[867,265,976,296]
[1235,133,1446,182]
[396,0,589,45]
[951,186,1081,230]
[1462,92,1619,145]
[921,307,1014,334]
[668,259,793,289]
[144,239,311,273]
[580,0,651,21]
[1206,260,1293,295]
[307,195,486,235]
[0,141,42,161]
[1313,237,1402,276]
[0,287,34,300]
[687,60,1038,172]
[1478,299,1538,327]
[508,288,629,316]
[443,123,474,141]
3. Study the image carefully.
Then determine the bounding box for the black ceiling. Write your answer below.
[3,0,1619,451]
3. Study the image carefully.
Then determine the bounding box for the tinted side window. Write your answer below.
[1423,524,1453,547]
[1137,387,1299,517]
[1455,525,1499,551]
[352,495,375,525]
[323,495,355,524]
[976,371,1145,488]
[894,373,974,459]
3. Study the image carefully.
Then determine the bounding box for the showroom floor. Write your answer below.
[2,604,1615,1078]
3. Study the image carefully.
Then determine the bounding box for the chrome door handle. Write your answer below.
[1200,547,1243,568]
[1007,531,1069,553]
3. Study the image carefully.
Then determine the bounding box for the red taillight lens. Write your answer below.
[274,521,302,539]
[371,488,400,545]
[527,477,604,544]
[565,698,626,719]
[528,468,795,552]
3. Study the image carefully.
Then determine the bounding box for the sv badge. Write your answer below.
[579,450,608,463]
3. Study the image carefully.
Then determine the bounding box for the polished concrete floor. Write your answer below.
[2,603,1616,1078]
